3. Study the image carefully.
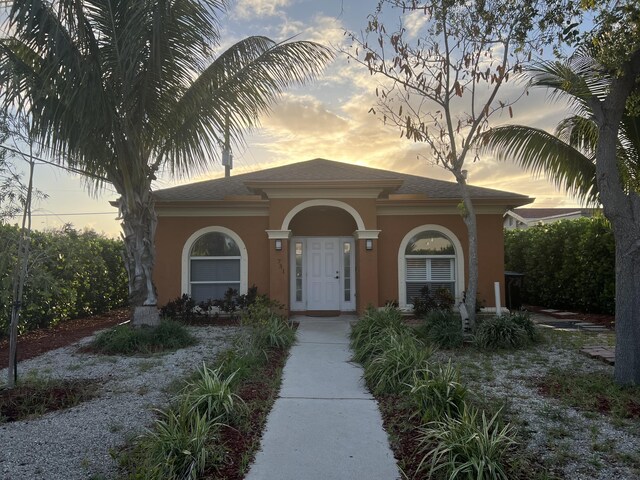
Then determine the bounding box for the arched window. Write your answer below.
[399,227,462,307]
[185,229,244,302]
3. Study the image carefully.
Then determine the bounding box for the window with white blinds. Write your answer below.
[405,230,456,304]
[189,232,241,302]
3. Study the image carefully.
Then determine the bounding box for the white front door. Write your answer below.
[307,238,340,310]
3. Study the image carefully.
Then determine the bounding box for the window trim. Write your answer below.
[181,226,248,299]
[397,225,464,309]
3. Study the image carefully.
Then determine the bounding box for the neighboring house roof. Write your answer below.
[512,208,593,219]
[154,158,531,204]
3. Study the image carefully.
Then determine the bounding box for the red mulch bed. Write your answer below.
[0,308,131,369]
[211,348,287,480]
[525,305,615,329]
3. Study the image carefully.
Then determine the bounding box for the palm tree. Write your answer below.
[480,51,640,204]
[0,0,332,323]
[481,49,640,385]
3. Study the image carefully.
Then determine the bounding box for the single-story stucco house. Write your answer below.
[153,158,532,314]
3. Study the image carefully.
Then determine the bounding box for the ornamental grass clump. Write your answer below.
[254,315,296,349]
[510,311,541,343]
[182,363,245,422]
[133,403,221,480]
[89,319,196,355]
[473,315,531,350]
[364,334,435,395]
[417,405,517,480]
[409,361,467,423]
[351,306,405,365]
[419,309,464,349]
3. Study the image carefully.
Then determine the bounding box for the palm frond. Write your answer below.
[479,125,598,204]
[161,36,333,176]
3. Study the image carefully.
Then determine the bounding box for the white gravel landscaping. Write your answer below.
[439,329,640,480]
[0,325,238,480]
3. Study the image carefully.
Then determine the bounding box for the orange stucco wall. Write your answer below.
[289,206,357,236]
[154,216,270,305]
[154,200,506,311]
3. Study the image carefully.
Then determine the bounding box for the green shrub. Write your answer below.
[0,225,128,338]
[133,404,220,480]
[473,315,529,350]
[182,363,245,422]
[412,285,455,317]
[419,309,464,349]
[505,217,615,314]
[89,320,196,355]
[364,334,435,394]
[409,361,467,422]
[417,405,517,479]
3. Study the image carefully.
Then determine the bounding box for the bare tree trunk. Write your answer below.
[612,232,640,385]
[457,176,478,328]
[7,157,34,387]
[119,184,160,326]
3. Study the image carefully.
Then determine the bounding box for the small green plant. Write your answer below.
[364,334,435,394]
[417,405,517,479]
[419,309,464,348]
[473,315,530,350]
[241,295,285,328]
[89,320,196,355]
[409,361,467,422]
[182,363,245,422]
[132,403,220,480]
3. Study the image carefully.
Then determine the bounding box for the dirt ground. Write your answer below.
[0,308,131,370]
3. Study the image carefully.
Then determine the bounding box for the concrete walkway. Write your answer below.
[245,316,400,480]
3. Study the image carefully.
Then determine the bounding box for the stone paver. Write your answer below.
[580,346,615,365]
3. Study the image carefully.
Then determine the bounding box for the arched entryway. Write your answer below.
[285,201,361,312]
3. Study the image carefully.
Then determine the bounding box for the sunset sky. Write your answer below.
[5,0,582,237]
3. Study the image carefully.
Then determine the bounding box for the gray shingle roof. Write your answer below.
[513,208,593,219]
[154,158,529,202]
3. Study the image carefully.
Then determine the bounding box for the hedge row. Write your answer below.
[0,224,128,337]
[504,217,615,314]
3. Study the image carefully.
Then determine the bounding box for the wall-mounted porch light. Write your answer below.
[365,239,373,251]
[275,239,283,251]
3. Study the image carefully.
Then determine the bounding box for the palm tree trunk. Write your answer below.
[119,185,160,326]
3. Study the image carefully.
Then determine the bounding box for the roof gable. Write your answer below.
[153,158,531,203]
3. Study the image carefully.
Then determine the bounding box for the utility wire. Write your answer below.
[30,212,116,217]
[0,143,111,183]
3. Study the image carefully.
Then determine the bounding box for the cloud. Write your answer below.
[233,0,290,20]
